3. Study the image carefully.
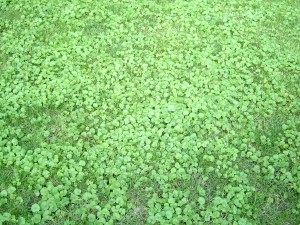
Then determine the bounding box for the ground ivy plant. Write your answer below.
[0,0,299,224]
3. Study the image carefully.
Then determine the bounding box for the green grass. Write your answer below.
[0,0,299,224]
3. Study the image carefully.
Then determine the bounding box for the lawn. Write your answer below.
[0,0,299,224]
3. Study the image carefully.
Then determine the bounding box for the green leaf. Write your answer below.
[31,204,40,213]
[166,210,173,219]
[198,197,205,206]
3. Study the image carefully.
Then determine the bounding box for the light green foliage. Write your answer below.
[0,0,299,224]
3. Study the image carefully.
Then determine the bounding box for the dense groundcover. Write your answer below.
[0,0,300,224]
